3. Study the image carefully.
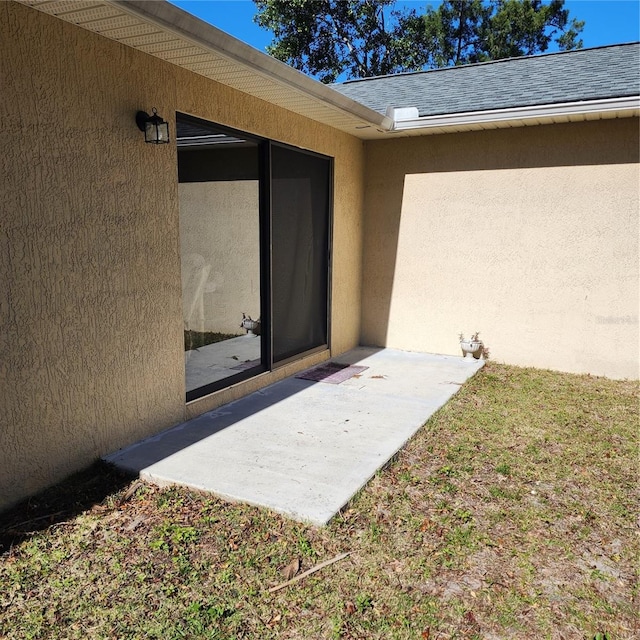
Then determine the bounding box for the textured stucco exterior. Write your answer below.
[0,1,365,511]
[362,120,639,379]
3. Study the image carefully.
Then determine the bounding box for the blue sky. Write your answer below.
[169,0,640,56]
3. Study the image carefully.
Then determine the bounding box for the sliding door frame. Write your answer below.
[178,113,333,401]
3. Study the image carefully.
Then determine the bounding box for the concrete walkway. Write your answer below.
[185,334,261,392]
[105,347,484,525]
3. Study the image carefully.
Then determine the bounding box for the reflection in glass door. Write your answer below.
[177,116,263,400]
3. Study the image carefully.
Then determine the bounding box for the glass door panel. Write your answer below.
[177,116,263,400]
[271,144,330,363]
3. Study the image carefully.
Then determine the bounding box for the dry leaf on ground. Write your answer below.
[282,557,300,581]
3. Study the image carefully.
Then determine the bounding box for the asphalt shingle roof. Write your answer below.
[332,43,640,117]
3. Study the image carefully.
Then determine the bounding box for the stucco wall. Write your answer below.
[362,119,639,379]
[0,1,365,511]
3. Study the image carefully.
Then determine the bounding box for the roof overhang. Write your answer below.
[15,0,392,137]
[13,0,640,141]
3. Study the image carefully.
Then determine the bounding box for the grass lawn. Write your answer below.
[1,363,638,639]
[184,330,240,351]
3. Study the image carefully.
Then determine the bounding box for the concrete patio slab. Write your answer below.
[185,334,261,392]
[105,347,484,525]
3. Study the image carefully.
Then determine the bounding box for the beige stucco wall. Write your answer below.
[0,1,365,511]
[362,119,639,379]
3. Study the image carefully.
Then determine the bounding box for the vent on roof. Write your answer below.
[386,106,420,121]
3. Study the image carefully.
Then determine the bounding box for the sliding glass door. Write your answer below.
[177,114,331,401]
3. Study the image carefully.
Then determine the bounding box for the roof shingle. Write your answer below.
[332,43,640,117]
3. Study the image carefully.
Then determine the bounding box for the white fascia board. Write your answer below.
[105,0,392,131]
[391,96,640,131]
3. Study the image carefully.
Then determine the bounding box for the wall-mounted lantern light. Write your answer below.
[135,107,170,144]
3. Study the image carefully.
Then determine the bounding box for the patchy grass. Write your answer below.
[1,363,638,639]
[184,330,240,351]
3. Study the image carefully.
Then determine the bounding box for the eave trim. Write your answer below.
[391,96,640,132]
[104,0,392,130]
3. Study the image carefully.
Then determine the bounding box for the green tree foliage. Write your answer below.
[253,0,585,82]
[404,0,585,67]
[253,0,406,82]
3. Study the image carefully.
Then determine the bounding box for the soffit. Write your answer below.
[14,0,389,138]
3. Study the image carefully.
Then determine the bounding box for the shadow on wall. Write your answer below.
[361,118,639,374]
